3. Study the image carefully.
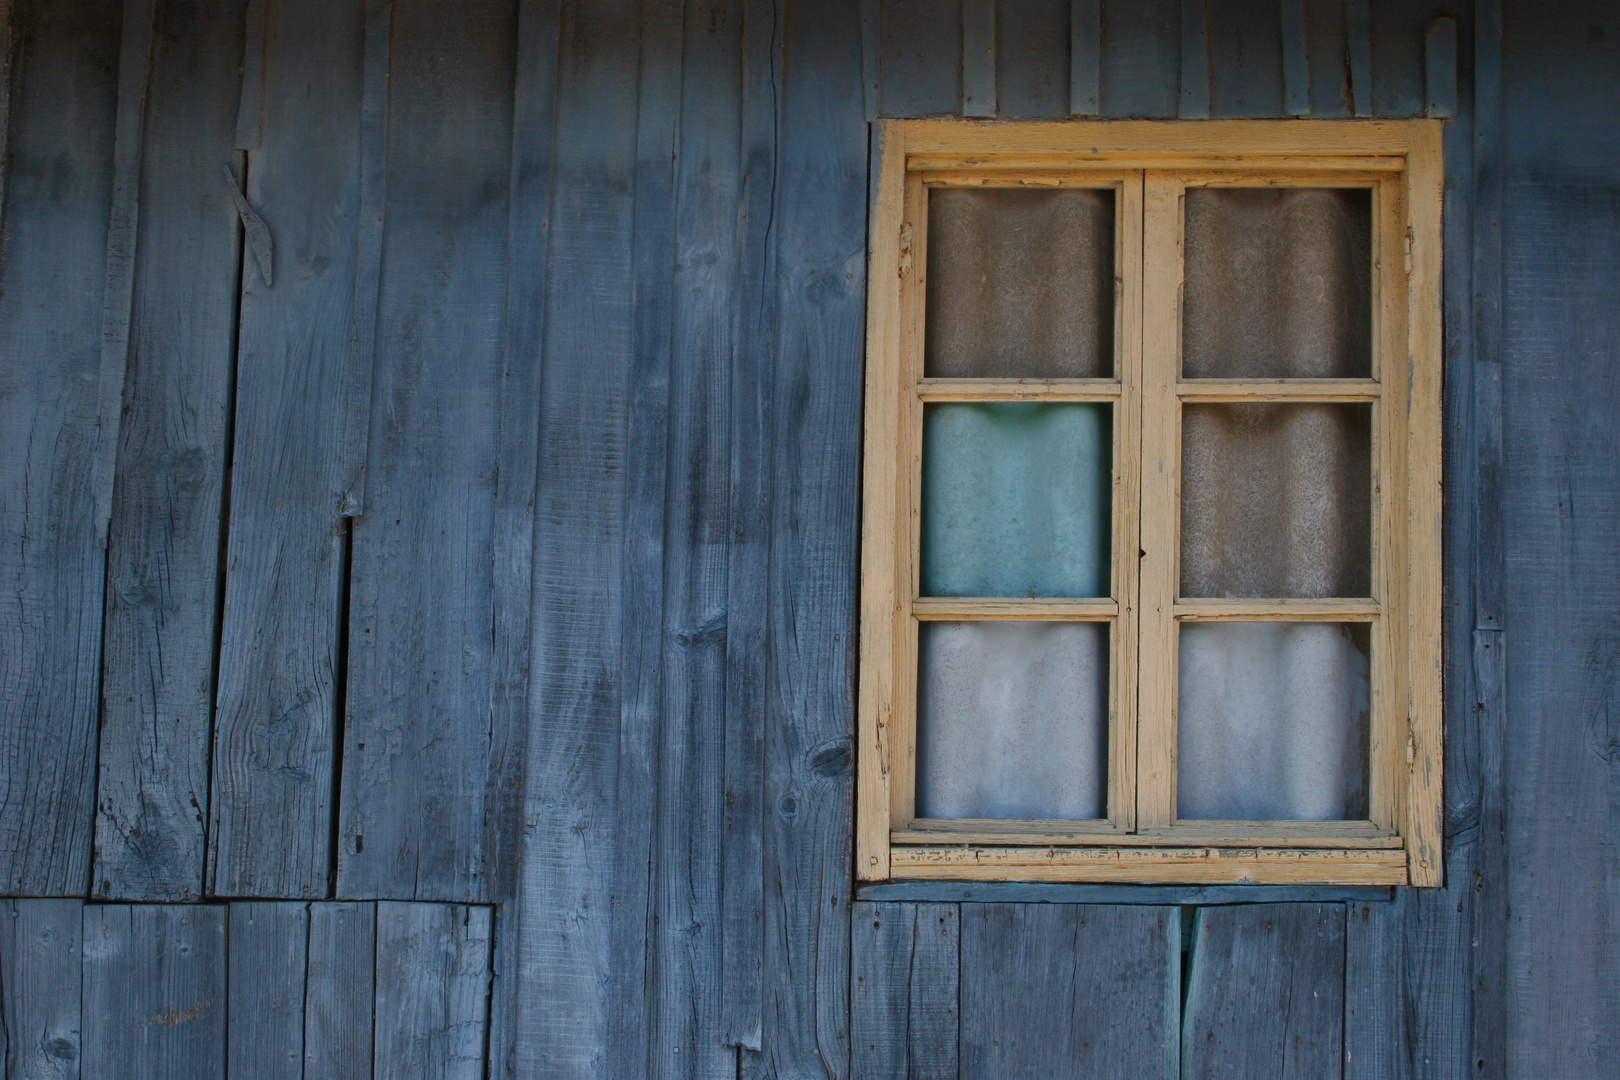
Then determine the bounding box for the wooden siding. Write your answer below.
[0,1,1614,1077]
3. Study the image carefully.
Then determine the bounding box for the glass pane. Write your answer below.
[925,187,1115,379]
[1181,403,1370,598]
[922,403,1111,598]
[917,621,1108,820]
[1177,622,1370,821]
[1182,187,1372,378]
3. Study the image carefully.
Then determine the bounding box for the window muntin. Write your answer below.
[858,121,1443,887]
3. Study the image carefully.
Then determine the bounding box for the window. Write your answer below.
[857,120,1442,887]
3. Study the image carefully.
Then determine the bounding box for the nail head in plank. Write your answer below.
[1280,0,1310,116]
[373,903,493,1080]
[851,902,959,1078]
[227,903,308,1080]
[961,0,996,117]
[1178,0,1210,118]
[1,899,84,1078]
[304,902,376,1080]
[1069,0,1099,116]
[1424,16,1457,119]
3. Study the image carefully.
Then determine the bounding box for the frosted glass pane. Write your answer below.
[917,621,1108,820]
[1181,403,1370,598]
[926,187,1115,378]
[922,403,1110,598]
[1182,187,1371,378]
[1177,622,1369,821]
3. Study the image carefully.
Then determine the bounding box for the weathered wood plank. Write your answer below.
[1070,0,1099,115]
[861,0,880,120]
[959,903,1179,1079]
[94,0,246,903]
[604,0,681,1075]
[337,0,516,903]
[879,0,961,118]
[1206,0,1282,117]
[720,0,781,1049]
[82,904,227,1077]
[850,902,959,1080]
[1,899,83,1079]
[1178,0,1211,117]
[509,0,639,1074]
[232,0,263,148]
[997,0,1069,120]
[1100,0,1180,117]
[1346,0,1371,116]
[740,1,866,1075]
[305,901,376,1080]
[208,0,365,899]
[859,881,1395,904]
[1366,0,1430,117]
[374,902,493,1080]
[1423,15,1456,118]
[1182,903,1345,1080]
[1280,0,1309,115]
[961,0,996,116]
[1306,0,1351,119]
[227,902,307,1080]
[0,0,122,896]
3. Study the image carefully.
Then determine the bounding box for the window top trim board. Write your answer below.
[889,116,1441,158]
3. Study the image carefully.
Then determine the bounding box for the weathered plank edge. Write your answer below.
[1280,0,1310,116]
[857,881,1395,904]
[1069,0,1099,116]
[1346,0,1372,118]
[233,0,265,149]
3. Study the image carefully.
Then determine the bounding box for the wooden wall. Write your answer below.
[0,0,1614,1077]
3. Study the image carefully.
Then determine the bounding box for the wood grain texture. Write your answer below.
[959,903,1179,1080]
[740,1,866,1075]
[1,899,83,1080]
[1100,0,1180,118]
[305,901,376,1080]
[1182,903,1345,1080]
[1346,0,1371,116]
[227,902,307,1080]
[0,0,121,896]
[373,902,493,1080]
[850,902,959,1079]
[1069,0,1099,115]
[859,880,1393,904]
[1178,0,1211,118]
[337,0,516,903]
[94,0,245,903]
[1280,0,1309,115]
[1205,0,1282,117]
[961,0,996,116]
[1423,16,1457,118]
[509,1,638,1075]
[996,0,1069,120]
[878,0,961,118]
[232,0,263,148]
[208,0,364,899]
[1305,0,1351,118]
[82,904,227,1078]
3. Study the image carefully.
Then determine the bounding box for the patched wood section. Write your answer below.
[851,902,959,1079]
[1,899,84,1078]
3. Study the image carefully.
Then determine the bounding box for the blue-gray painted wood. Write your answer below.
[850,902,958,1080]
[82,904,227,1077]
[372,902,493,1080]
[1280,0,1309,115]
[858,881,1396,904]
[1424,15,1456,117]
[961,0,996,116]
[1179,0,1211,117]
[94,0,245,904]
[509,1,639,1075]
[998,0,1070,120]
[337,0,516,903]
[1100,0,1180,117]
[1182,903,1344,1080]
[304,901,376,1080]
[862,0,881,120]
[1207,0,1283,117]
[960,903,1179,1080]
[1070,0,1099,115]
[1368,1,1435,118]
[879,0,961,117]
[1346,0,1371,116]
[740,2,866,1074]
[227,902,307,1080]
[1,899,83,1080]
[209,0,364,899]
[232,0,263,149]
[338,0,389,517]
[0,0,122,896]
[1306,0,1351,118]
[720,0,781,1049]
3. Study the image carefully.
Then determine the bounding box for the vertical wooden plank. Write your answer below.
[997,0,1069,120]
[878,0,961,118]
[1305,0,1351,118]
[1178,0,1211,118]
[1205,0,1281,117]
[1344,837,1474,1080]
[82,904,226,1078]
[374,902,493,1080]
[88,0,155,546]
[227,902,308,1080]
[720,0,782,1048]
[233,0,263,148]
[1423,16,1456,118]
[959,904,1179,1080]
[509,1,638,1075]
[1,899,83,1080]
[1099,0,1180,118]
[1346,0,1371,116]
[338,0,390,516]
[93,0,246,903]
[1367,0,1433,118]
[0,0,14,223]
[962,0,996,116]
[208,0,365,900]
[337,0,516,903]
[1182,903,1345,1080]
[850,902,959,1080]
[305,901,376,1080]
[1070,0,1100,115]
[0,0,122,896]
[603,0,680,1075]
[740,0,866,1074]
[1280,0,1310,115]
[861,0,880,120]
